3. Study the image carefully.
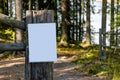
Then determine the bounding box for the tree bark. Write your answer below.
[60,0,70,45]
[15,0,23,43]
[0,0,8,14]
[115,0,120,46]
[26,10,54,80]
[86,0,91,45]
[0,0,4,13]
[4,0,8,15]
[79,0,82,42]
[101,0,107,46]
[10,0,12,17]
[28,0,32,10]
[0,13,25,30]
[72,0,75,42]
[101,0,107,60]
[110,0,115,46]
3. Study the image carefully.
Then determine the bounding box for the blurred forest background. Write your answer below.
[0,0,120,46]
[0,0,120,80]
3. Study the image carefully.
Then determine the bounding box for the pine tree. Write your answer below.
[59,0,70,46]
[86,0,91,45]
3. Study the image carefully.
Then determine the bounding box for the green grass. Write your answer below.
[73,49,105,74]
[58,45,120,80]
[0,44,119,80]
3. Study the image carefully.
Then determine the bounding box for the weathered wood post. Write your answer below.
[25,10,54,80]
[99,28,106,60]
[99,28,102,60]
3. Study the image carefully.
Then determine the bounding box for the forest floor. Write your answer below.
[0,55,105,80]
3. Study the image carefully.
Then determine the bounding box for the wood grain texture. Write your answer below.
[26,10,54,80]
[0,13,25,30]
[0,43,25,51]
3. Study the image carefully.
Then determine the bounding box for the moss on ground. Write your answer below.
[58,45,120,80]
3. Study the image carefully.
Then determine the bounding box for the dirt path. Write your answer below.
[54,56,104,80]
[0,56,104,80]
[0,57,24,80]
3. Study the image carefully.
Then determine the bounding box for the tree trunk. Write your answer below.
[110,0,115,46]
[0,0,4,13]
[10,0,12,17]
[60,0,70,46]
[26,10,54,80]
[28,0,32,10]
[101,0,107,60]
[4,0,8,15]
[115,0,120,46]
[0,0,8,15]
[75,0,78,41]
[79,0,82,42]
[86,0,91,45]
[101,0,107,46]
[72,0,75,42]
[15,0,23,44]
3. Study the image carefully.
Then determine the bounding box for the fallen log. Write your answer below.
[0,13,25,30]
[0,43,25,51]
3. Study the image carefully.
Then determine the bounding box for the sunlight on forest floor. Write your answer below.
[0,57,25,80]
[58,45,120,80]
[0,45,119,80]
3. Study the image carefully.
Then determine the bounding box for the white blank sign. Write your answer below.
[28,23,57,62]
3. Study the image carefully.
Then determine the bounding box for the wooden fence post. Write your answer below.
[25,10,54,80]
[99,28,102,60]
[99,28,106,60]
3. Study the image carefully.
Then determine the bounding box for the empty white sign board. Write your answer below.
[28,23,57,62]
